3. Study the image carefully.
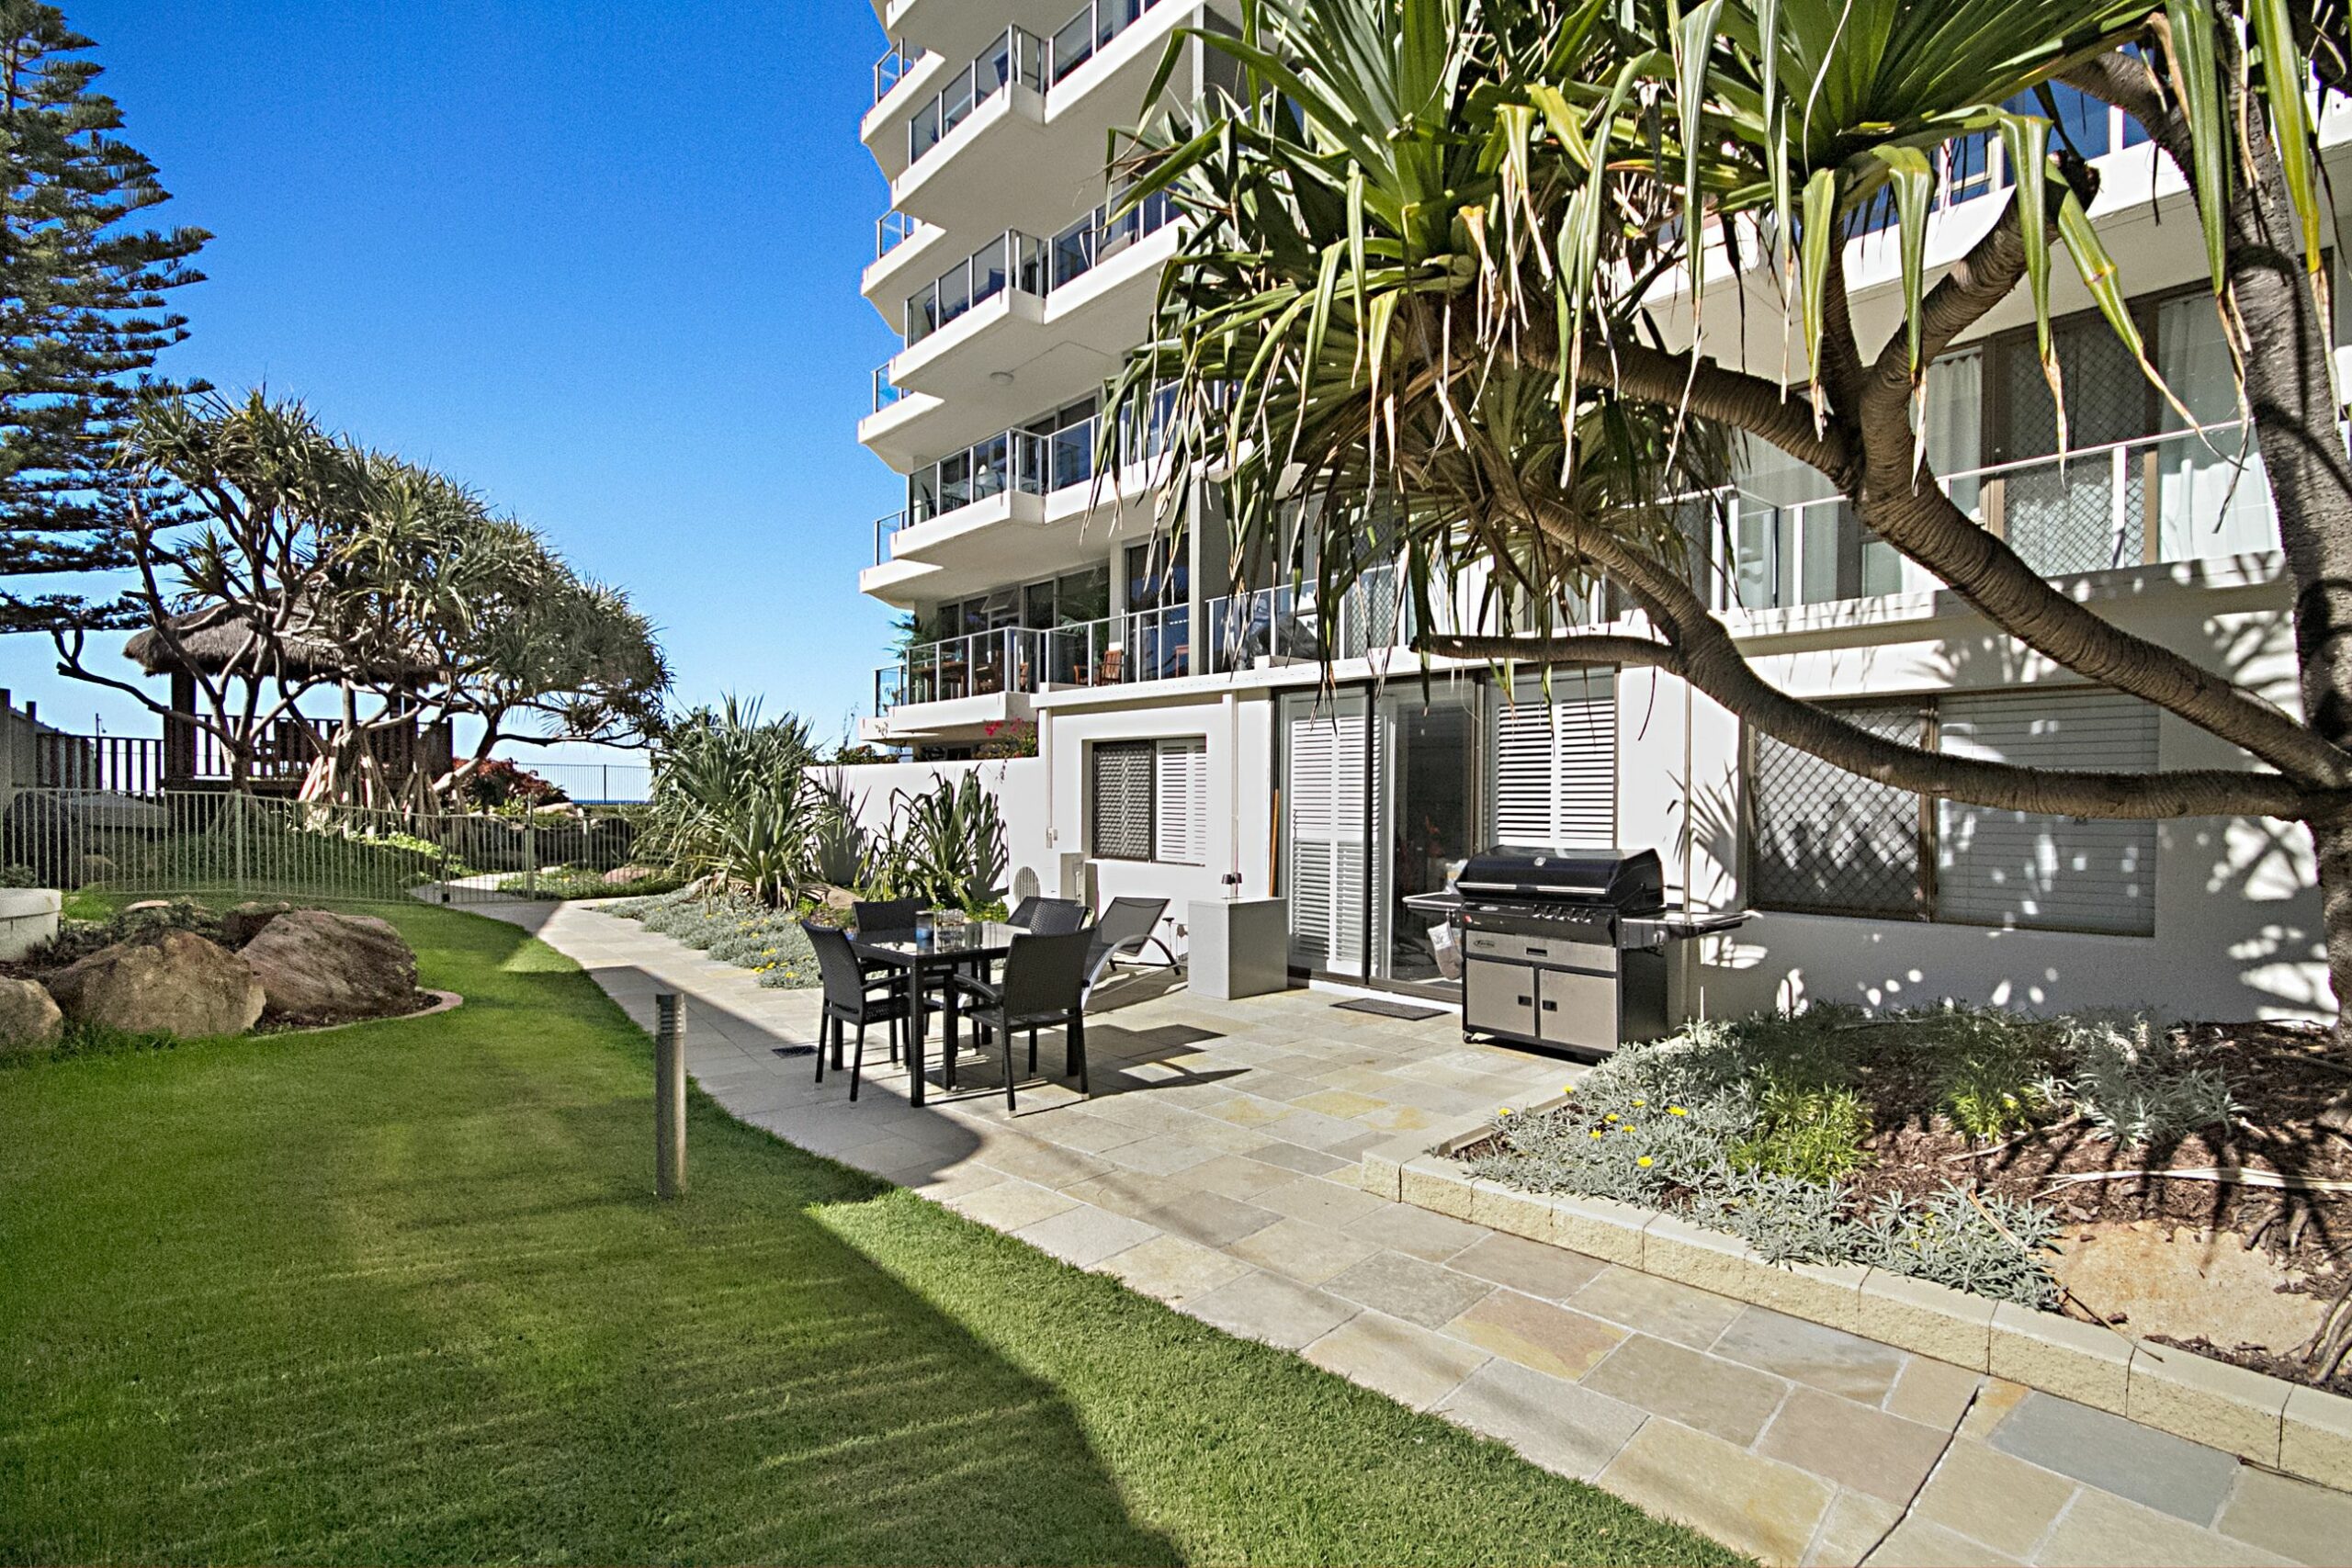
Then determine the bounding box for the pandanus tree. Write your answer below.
[1111,0,2352,1059]
[51,389,669,809]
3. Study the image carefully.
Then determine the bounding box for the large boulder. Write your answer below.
[0,976,62,1055]
[239,910,418,1020]
[220,899,298,948]
[47,931,264,1039]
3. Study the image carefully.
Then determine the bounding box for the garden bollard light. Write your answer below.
[655,992,686,1199]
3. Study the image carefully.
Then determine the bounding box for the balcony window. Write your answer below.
[906,27,1046,164]
[904,231,1046,345]
[1720,287,2277,611]
[1049,0,1153,88]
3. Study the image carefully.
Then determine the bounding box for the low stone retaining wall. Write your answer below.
[1361,1097,2352,1495]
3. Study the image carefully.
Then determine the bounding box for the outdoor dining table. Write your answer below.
[848,920,1031,1107]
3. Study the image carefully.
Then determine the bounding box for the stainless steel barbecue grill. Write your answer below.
[1406,846,1748,1055]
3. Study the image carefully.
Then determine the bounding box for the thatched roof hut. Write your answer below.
[123,601,434,684]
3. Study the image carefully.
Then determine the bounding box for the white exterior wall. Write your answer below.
[1657,571,2328,1021]
[1038,686,1279,956]
[820,756,1055,909]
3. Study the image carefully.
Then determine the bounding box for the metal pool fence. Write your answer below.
[0,786,648,906]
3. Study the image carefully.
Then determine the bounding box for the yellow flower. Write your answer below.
[1589,1129,1604,1139]
[1562,1085,1576,1095]
[1636,1156,1655,1168]
[1605,1112,1618,1122]
[1631,1099,1645,1108]
[1668,1106,1688,1116]
[1497,1107,1512,1118]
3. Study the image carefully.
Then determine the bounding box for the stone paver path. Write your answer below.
[482,899,2352,1568]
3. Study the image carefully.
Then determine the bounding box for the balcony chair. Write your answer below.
[947,928,1092,1111]
[1094,648,1124,685]
[802,922,910,1103]
[852,897,923,934]
[1083,897,1180,990]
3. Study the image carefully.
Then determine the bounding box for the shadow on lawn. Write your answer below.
[0,905,1182,1565]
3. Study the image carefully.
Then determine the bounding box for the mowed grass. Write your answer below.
[0,901,1739,1566]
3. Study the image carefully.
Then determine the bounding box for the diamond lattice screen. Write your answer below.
[2000,319,2147,576]
[1750,703,1927,916]
[1090,741,1154,861]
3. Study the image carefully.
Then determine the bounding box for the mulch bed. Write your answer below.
[1462,1020,2352,1394]
[255,989,448,1032]
[1850,1021,2348,1260]
[1852,1020,2352,1394]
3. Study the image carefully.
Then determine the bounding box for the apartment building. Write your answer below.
[854,2,2345,1024]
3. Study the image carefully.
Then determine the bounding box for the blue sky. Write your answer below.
[2,1,899,773]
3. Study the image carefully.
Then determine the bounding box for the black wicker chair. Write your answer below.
[803,921,909,1102]
[948,928,1092,1111]
[852,897,923,934]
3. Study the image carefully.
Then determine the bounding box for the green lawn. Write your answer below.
[0,901,1737,1566]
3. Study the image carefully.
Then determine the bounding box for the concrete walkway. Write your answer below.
[482,898,2352,1568]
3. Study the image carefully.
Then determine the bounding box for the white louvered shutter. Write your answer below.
[1285,697,1368,976]
[1154,738,1207,864]
[1492,671,1618,847]
[1935,689,2158,935]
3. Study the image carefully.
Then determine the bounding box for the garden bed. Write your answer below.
[605,886,821,987]
[1453,1008,2350,1396]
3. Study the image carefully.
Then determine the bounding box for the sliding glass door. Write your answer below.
[1374,683,1480,988]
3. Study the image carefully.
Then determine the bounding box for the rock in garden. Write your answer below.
[220,899,298,947]
[599,863,661,886]
[47,931,265,1039]
[239,910,418,1019]
[0,976,62,1055]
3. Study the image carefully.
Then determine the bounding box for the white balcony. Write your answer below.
[883,2,1202,237]
[861,205,1177,468]
[861,211,949,314]
[859,405,1174,606]
[867,567,1414,741]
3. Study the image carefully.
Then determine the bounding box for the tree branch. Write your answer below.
[1416,631,1684,671]
[1515,325,1861,491]
[1522,495,2322,820]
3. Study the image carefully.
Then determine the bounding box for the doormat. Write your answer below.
[1332,998,1447,1021]
[770,1043,818,1058]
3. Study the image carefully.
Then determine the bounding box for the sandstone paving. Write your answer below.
[480,897,2352,1568]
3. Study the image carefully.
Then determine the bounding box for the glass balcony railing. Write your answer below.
[1048,189,1177,290]
[1723,423,2277,612]
[874,40,928,106]
[905,421,1091,524]
[871,363,903,413]
[877,626,1055,714]
[904,230,1047,344]
[872,565,1412,716]
[891,196,1176,351]
[876,391,1178,559]
[899,2,1167,174]
[875,210,918,260]
[906,27,1046,163]
[1047,0,1162,87]
[1199,567,1411,675]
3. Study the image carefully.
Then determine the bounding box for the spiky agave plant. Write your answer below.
[885,773,1009,912]
[644,697,820,906]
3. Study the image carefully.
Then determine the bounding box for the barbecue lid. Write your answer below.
[1452,845,1667,912]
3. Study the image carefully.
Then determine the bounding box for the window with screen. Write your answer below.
[1749,688,2158,935]
[1090,738,1207,863]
